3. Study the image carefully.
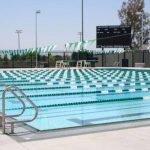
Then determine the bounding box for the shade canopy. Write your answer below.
[65,39,96,51]
[0,45,57,55]
[65,39,134,54]
[75,49,126,54]
[91,49,126,54]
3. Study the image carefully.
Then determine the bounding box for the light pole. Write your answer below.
[16,30,22,50]
[35,10,41,68]
[78,32,82,44]
[78,32,82,60]
[81,0,84,51]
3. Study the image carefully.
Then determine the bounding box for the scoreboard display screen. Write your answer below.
[96,25,131,48]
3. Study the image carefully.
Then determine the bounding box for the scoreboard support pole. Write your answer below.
[143,50,145,63]
[102,47,104,67]
[123,48,126,59]
[132,50,134,67]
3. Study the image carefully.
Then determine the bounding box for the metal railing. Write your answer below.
[1,85,38,134]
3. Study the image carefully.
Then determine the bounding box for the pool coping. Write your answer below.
[4,118,150,143]
[0,67,150,72]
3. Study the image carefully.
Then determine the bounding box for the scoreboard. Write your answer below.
[96,25,131,48]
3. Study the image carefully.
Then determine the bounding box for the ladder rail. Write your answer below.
[1,85,38,134]
[2,88,26,118]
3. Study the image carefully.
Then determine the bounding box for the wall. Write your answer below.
[94,50,150,67]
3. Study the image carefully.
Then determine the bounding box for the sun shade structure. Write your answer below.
[92,49,126,54]
[65,39,134,54]
[65,39,96,51]
[0,45,57,55]
[76,49,126,54]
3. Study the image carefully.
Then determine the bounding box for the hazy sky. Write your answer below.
[0,0,150,50]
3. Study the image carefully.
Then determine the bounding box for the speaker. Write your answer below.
[122,59,128,67]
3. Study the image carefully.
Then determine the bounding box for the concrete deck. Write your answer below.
[1,126,150,150]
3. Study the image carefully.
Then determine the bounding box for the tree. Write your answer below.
[0,55,2,61]
[3,54,9,67]
[3,54,9,61]
[72,52,78,60]
[54,55,63,61]
[118,0,150,49]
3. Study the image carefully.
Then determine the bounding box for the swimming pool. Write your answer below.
[1,68,150,131]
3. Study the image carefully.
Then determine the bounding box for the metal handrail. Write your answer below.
[2,87,26,118]
[1,85,38,134]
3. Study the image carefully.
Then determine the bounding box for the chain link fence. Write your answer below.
[0,50,150,68]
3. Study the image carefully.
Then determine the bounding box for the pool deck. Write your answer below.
[1,125,150,150]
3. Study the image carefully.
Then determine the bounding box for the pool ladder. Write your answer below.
[0,85,38,134]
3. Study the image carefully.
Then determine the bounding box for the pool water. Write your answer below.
[1,68,150,130]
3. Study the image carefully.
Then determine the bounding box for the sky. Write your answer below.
[0,0,150,50]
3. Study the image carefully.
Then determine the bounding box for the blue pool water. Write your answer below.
[1,68,150,130]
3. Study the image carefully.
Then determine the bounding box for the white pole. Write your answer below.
[16,30,22,50]
[78,32,82,60]
[35,10,41,68]
[81,0,84,51]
